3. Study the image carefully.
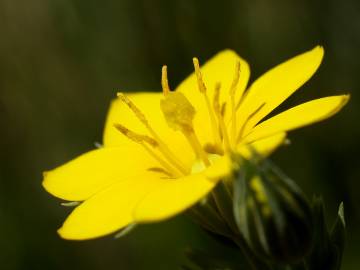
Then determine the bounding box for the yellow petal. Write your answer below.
[103,92,194,167]
[58,172,168,240]
[133,162,229,222]
[205,155,232,181]
[176,50,250,144]
[43,146,158,201]
[237,132,287,158]
[244,95,349,142]
[237,46,324,137]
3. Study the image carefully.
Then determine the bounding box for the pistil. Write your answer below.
[160,91,211,166]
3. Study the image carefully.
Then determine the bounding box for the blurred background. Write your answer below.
[0,0,359,269]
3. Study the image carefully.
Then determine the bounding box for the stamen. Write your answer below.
[192,58,206,93]
[114,123,181,177]
[114,124,158,147]
[236,103,266,143]
[117,93,188,175]
[161,92,210,166]
[161,65,171,96]
[192,57,222,148]
[229,61,240,146]
[213,83,231,152]
[117,93,148,126]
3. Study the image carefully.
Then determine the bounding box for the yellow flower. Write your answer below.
[43,46,348,240]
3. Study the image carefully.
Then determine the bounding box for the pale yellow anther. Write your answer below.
[161,65,171,96]
[114,123,158,147]
[213,82,221,114]
[192,57,207,93]
[230,61,241,146]
[160,92,196,132]
[117,93,148,126]
[229,61,241,97]
[114,123,181,177]
[193,57,222,149]
[213,83,231,152]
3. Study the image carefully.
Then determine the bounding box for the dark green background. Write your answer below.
[0,0,359,269]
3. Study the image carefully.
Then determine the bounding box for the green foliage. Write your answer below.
[186,156,346,270]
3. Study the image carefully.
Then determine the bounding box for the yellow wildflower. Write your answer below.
[43,46,349,240]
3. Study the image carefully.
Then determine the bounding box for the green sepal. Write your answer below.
[114,223,137,239]
[211,179,239,234]
[330,202,346,270]
[233,155,313,264]
[305,198,346,270]
[187,195,233,239]
[306,196,331,269]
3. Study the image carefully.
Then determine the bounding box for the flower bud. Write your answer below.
[233,156,314,263]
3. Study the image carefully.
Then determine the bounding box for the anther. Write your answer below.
[114,123,181,177]
[117,93,148,126]
[161,65,171,96]
[229,61,241,97]
[213,83,231,152]
[213,82,221,114]
[114,124,158,147]
[192,58,207,93]
[193,57,222,148]
[230,61,241,146]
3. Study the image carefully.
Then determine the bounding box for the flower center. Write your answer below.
[114,57,243,178]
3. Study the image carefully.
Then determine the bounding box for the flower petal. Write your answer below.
[43,146,158,201]
[176,50,250,144]
[237,46,324,137]
[237,132,287,158]
[134,173,220,223]
[243,95,349,142]
[103,92,195,167]
[58,172,168,240]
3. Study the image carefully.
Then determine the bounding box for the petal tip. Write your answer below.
[42,171,52,192]
[57,225,84,241]
[337,94,350,109]
[313,45,324,55]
